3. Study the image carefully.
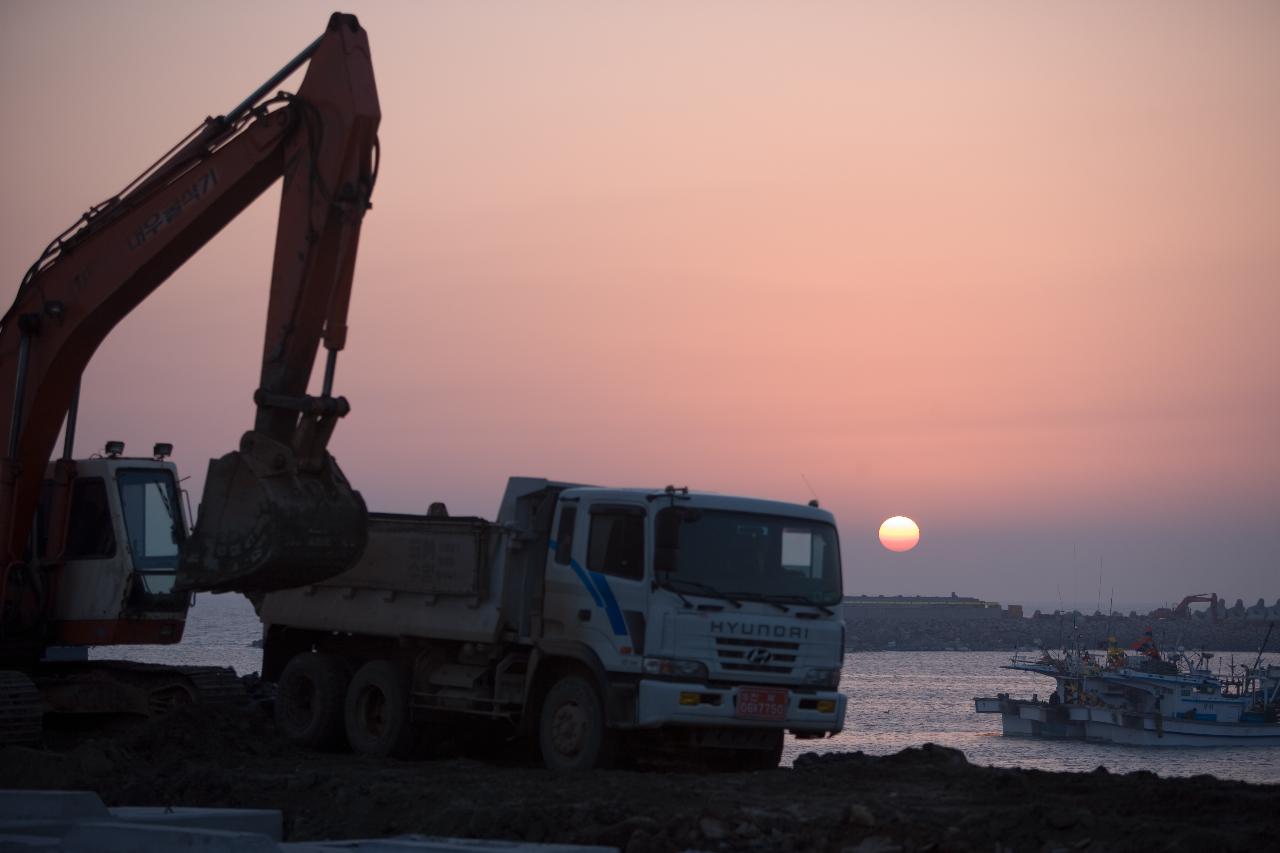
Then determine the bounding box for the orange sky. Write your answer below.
[2,1,1277,607]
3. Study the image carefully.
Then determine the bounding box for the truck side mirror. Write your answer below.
[555,538,572,565]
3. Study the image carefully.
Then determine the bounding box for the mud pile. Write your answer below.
[3,702,1277,852]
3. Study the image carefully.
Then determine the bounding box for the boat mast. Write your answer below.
[1249,621,1275,706]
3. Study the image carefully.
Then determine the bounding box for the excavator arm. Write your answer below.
[0,13,379,606]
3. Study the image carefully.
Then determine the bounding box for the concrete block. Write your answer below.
[0,834,62,851]
[0,820,75,838]
[109,806,283,840]
[0,791,108,821]
[281,838,616,852]
[61,821,280,853]
[40,647,89,662]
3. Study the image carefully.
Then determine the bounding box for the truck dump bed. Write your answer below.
[351,513,492,599]
[255,512,508,644]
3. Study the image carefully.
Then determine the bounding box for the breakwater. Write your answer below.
[844,611,1276,653]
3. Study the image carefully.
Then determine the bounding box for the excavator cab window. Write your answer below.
[28,479,116,561]
[66,479,117,560]
[117,469,183,598]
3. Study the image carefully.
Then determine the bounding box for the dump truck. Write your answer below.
[259,477,848,769]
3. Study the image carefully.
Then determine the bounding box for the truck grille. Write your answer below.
[715,637,798,675]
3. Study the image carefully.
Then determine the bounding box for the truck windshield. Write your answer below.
[656,508,842,606]
[117,469,184,596]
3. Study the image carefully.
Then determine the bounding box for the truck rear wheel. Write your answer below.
[275,653,349,748]
[344,660,416,758]
[539,675,615,770]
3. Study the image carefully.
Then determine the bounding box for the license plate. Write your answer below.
[736,687,789,720]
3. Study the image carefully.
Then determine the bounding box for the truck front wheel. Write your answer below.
[704,728,785,771]
[344,660,417,758]
[274,653,349,748]
[738,728,784,771]
[539,675,615,770]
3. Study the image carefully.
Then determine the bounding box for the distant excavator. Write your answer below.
[0,13,380,737]
[1150,593,1221,622]
[1172,593,1221,621]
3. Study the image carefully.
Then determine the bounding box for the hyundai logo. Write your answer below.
[746,647,773,665]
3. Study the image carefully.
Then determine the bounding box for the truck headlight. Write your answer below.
[642,657,709,680]
[803,667,841,688]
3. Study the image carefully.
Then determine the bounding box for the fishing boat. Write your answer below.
[974,627,1280,746]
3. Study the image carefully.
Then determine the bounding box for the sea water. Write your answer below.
[803,649,1280,784]
[92,592,1280,784]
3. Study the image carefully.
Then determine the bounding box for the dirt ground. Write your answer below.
[3,700,1277,853]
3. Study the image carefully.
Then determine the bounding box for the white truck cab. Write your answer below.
[542,486,846,751]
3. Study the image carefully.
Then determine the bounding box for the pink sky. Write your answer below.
[2,1,1277,608]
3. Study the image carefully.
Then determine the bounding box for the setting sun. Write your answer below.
[879,516,921,553]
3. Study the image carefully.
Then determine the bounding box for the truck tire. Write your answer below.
[538,675,615,770]
[275,653,349,748]
[738,729,784,771]
[704,728,784,772]
[344,659,417,758]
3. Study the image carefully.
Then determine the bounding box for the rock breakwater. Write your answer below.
[845,612,1275,652]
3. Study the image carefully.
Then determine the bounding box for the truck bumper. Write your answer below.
[635,679,846,734]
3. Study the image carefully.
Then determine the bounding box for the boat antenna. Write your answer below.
[1096,560,1103,618]
[1251,621,1275,674]
[1056,584,1066,652]
[1105,587,1114,650]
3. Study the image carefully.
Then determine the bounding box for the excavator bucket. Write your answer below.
[176,432,367,593]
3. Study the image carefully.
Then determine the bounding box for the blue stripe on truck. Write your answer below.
[548,539,628,637]
[588,569,629,636]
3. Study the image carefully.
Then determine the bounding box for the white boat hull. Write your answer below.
[976,697,1280,747]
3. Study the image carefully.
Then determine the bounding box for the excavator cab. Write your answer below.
[27,453,190,647]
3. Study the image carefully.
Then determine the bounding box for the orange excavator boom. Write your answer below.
[0,12,380,644]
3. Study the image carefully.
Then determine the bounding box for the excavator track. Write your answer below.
[174,665,249,705]
[0,670,42,744]
[29,660,247,722]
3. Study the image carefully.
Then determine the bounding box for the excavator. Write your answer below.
[1172,593,1221,622]
[0,13,379,741]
